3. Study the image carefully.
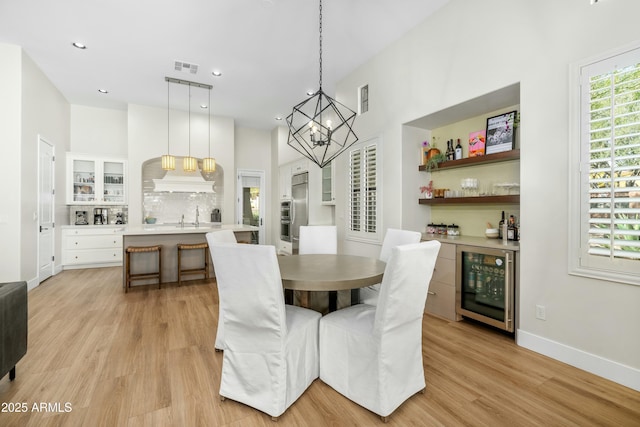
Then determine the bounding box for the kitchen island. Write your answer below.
[122,223,258,287]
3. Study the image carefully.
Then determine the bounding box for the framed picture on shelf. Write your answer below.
[485,110,517,155]
[468,130,486,157]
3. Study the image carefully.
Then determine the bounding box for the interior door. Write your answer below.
[38,136,55,282]
[236,170,265,244]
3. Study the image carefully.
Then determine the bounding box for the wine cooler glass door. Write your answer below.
[456,246,514,332]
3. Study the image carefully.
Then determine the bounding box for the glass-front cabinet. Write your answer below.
[67,153,127,205]
[321,160,335,205]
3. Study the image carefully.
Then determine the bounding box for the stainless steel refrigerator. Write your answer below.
[291,172,309,252]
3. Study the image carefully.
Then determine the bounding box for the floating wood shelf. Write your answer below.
[418,149,520,172]
[418,195,520,205]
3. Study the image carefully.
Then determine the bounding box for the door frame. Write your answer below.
[236,169,266,244]
[37,135,56,283]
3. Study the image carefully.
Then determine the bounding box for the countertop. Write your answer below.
[60,223,258,236]
[123,223,257,236]
[421,233,520,251]
[61,224,125,230]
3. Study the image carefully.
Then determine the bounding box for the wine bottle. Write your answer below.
[454,138,462,160]
[508,214,518,241]
[446,139,454,161]
[498,211,505,239]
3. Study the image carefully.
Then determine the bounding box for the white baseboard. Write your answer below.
[26,264,64,292]
[517,329,640,392]
[26,276,39,291]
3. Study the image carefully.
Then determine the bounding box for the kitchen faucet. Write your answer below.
[180,214,184,228]
[195,205,200,227]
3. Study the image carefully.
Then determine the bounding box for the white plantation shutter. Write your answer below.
[350,149,362,232]
[576,45,640,283]
[348,140,379,240]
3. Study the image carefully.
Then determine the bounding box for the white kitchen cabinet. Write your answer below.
[279,164,292,200]
[424,242,456,321]
[321,160,335,205]
[280,158,309,200]
[278,239,292,256]
[67,153,127,205]
[290,158,308,175]
[62,226,124,268]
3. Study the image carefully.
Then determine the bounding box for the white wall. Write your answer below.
[235,126,273,243]
[277,124,304,166]
[334,0,640,389]
[270,127,282,245]
[0,44,71,286]
[70,105,128,156]
[21,51,70,286]
[0,43,23,282]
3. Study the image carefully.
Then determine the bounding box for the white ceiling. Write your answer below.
[0,0,449,130]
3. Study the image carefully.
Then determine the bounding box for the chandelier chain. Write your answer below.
[208,88,211,157]
[188,84,191,156]
[167,79,170,153]
[318,0,323,90]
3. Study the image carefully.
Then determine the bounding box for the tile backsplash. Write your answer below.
[141,157,224,225]
[143,192,221,225]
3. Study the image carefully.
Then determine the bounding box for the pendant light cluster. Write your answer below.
[286,0,358,168]
[162,77,215,173]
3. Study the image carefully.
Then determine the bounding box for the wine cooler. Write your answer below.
[456,245,517,332]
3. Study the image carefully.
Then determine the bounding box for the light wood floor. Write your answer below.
[1,267,638,427]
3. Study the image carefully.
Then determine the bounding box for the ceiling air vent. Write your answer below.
[174,60,199,74]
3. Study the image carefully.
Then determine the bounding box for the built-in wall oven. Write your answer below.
[280,200,292,242]
[456,245,517,332]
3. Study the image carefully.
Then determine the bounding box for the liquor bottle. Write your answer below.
[446,139,454,161]
[454,138,463,160]
[498,211,505,239]
[507,214,518,241]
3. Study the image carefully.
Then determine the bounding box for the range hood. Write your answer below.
[153,164,215,193]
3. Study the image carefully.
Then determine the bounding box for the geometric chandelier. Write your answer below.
[286,0,358,169]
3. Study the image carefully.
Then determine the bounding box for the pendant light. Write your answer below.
[165,77,213,171]
[183,83,197,172]
[161,78,176,170]
[202,85,216,173]
[286,0,358,168]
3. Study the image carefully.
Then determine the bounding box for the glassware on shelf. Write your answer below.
[460,178,479,197]
[493,182,520,195]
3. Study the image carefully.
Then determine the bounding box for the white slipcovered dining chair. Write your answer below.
[205,230,238,351]
[209,242,321,420]
[298,225,337,255]
[319,240,441,422]
[359,228,422,306]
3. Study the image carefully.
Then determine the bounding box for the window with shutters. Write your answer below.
[347,138,379,241]
[359,84,369,115]
[570,44,640,285]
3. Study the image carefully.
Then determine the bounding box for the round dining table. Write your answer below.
[278,254,386,311]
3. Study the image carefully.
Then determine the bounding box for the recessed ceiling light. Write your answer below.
[98,89,108,94]
[200,104,208,109]
[275,116,283,121]
[306,90,315,96]
[72,42,87,49]
[212,70,222,77]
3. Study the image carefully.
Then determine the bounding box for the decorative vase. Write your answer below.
[421,147,430,165]
[426,148,441,160]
